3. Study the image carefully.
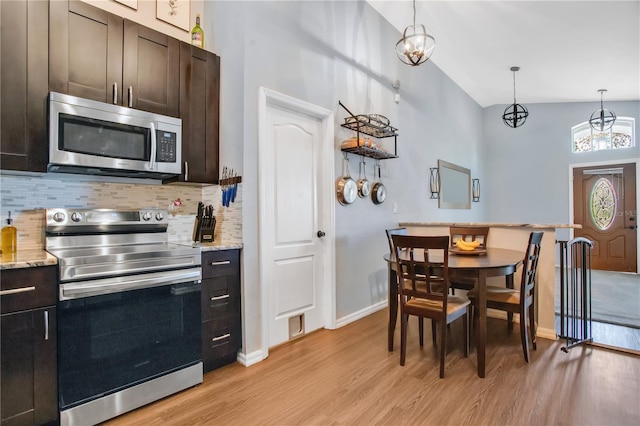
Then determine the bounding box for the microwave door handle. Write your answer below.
[149,122,157,170]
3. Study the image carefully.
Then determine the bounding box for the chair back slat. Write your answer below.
[521,232,543,301]
[449,226,490,248]
[392,235,450,307]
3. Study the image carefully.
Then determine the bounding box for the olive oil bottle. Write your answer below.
[1,211,17,254]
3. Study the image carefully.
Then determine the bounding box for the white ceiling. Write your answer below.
[367,0,640,107]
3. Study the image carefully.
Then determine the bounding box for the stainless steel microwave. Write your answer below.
[48,92,182,180]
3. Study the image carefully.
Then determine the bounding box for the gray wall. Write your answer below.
[483,101,640,229]
[207,1,484,356]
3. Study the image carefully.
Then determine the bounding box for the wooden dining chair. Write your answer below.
[386,227,444,347]
[467,231,543,363]
[449,226,490,293]
[385,227,407,254]
[392,234,470,378]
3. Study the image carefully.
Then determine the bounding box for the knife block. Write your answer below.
[192,217,216,243]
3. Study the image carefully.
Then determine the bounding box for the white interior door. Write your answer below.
[259,89,335,353]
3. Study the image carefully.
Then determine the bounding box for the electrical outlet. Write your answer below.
[393,202,398,214]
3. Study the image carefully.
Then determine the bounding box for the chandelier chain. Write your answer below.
[413,0,416,27]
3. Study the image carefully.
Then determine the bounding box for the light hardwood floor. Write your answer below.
[106,309,640,425]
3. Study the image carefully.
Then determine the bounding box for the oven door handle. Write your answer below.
[59,267,202,300]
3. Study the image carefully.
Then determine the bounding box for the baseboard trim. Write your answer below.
[237,349,264,367]
[336,300,388,328]
[536,327,558,341]
[487,310,557,341]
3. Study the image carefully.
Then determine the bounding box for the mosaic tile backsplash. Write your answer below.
[0,175,242,250]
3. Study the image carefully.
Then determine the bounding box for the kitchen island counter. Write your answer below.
[400,222,581,229]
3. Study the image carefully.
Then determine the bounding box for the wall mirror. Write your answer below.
[438,159,471,209]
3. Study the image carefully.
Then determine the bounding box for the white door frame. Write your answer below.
[568,158,640,269]
[258,87,336,359]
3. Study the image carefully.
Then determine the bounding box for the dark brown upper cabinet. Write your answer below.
[50,0,179,117]
[0,0,49,172]
[179,43,220,184]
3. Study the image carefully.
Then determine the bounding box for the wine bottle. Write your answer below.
[191,14,204,49]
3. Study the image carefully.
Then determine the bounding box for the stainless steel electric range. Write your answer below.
[45,208,202,426]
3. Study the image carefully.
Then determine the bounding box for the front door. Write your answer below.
[259,89,334,352]
[573,163,637,272]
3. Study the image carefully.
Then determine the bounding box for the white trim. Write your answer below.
[536,327,558,341]
[257,87,336,359]
[335,300,388,328]
[237,350,265,367]
[487,311,558,341]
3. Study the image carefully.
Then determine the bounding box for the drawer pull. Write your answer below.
[0,286,36,296]
[210,294,230,301]
[212,333,231,342]
[210,260,231,266]
[44,310,49,341]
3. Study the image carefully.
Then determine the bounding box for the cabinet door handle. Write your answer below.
[0,286,36,296]
[210,260,231,266]
[184,161,189,181]
[128,86,133,108]
[44,310,49,341]
[210,294,230,301]
[212,333,231,342]
[113,82,118,104]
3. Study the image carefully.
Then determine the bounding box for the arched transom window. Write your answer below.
[571,117,635,153]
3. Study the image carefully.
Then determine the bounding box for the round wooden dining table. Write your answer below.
[384,248,524,378]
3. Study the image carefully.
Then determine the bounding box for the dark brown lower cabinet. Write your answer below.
[201,249,241,373]
[1,308,57,426]
[1,267,57,426]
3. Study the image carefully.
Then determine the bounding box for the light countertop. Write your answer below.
[1,250,58,270]
[177,241,243,252]
[1,243,243,270]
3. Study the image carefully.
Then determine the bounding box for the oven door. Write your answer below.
[57,273,201,411]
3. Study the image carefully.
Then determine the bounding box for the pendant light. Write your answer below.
[589,89,616,132]
[395,0,436,66]
[502,66,528,128]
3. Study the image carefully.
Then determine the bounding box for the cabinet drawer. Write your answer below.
[202,249,239,279]
[1,266,57,313]
[201,275,240,321]
[202,314,241,372]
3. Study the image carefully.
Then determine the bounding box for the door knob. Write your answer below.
[317,231,326,238]
[629,226,637,230]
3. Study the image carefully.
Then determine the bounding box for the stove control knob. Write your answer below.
[53,212,66,222]
[71,212,84,222]
[142,211,152,221]
[155,212,164,221]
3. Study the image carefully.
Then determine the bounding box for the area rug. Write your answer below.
[555,268,640,329]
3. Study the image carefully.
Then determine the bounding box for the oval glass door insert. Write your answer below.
[590,177,617,230]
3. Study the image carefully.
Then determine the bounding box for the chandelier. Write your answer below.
[589,89,616,132]
[395,0,436,66]
[502,66,528,128]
